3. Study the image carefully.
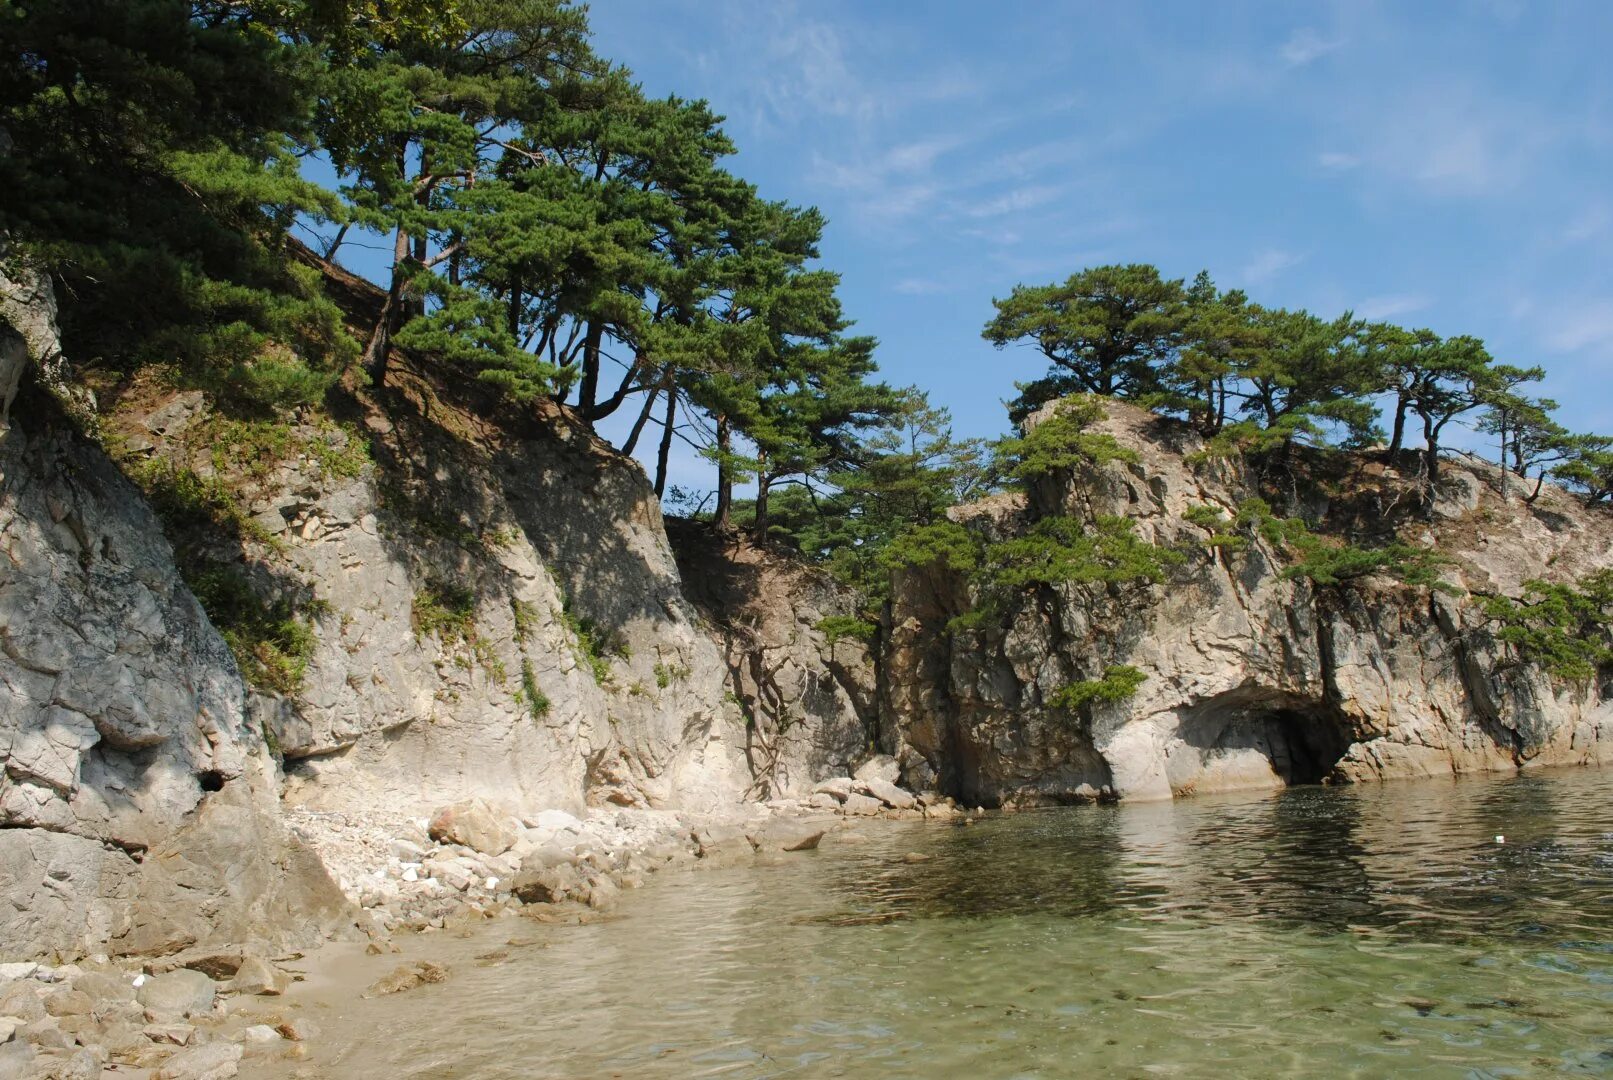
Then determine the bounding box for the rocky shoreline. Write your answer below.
[0,759,969,1078]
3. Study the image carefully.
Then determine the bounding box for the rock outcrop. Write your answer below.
[884,399,1613,806]
[0,288,356,959]
[669,521,876,798]
[100,361,772,821]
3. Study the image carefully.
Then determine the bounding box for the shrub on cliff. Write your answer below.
[1482,570,1613,683]
[1049,666,1148,712]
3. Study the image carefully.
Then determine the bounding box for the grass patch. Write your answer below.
[413,580,505,681]
[189,567,320,694]
[560,602,630,686]
[653,660,691,689]
[518,660,551,719]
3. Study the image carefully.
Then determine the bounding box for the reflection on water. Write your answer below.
[264,770,1613,1079]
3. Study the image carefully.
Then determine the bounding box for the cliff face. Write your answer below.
[0,279,356,959]
[884,400,1613,807]
[106,364,769,820]
[668,520,877,797]
[1,254,872,961]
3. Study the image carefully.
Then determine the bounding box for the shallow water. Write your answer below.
[258,769,1613,1078]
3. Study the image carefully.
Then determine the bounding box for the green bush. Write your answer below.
[519,660,551,719]
[188,567,319,694]
[1229,499,1457,592]
[1048,665,1148,711]
[1483,570,1613,682]
[412,582,478,646]
[652,660,692,689]
[816,615,877,646]
[881,519,980,573]
[561,604,627,685]
[994,396,1139,482]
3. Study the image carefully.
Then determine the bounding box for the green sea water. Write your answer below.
[263,768,1613,1078]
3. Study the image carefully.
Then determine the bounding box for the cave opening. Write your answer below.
[1265,707,1353,786]
[1178,689,1357,792]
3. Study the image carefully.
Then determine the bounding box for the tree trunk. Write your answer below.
[753,455,770,537]
[654,384,676,499]
[1387,397,1408,458]
[507,280,522,339]
[362,226,411,385]
[1423,414,1441,487]
[713,414,733,530]
[621,378,661,458]
[577,321,603,420]
[1497,420,1508,502]
[322,222,349,261]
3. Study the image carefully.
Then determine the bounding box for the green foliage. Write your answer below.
[976,516,1183,592]
[1182,504,1229,529]
[412,582,477,646]
[1182,503,1247,549]
[188,568,319,694]
[882,520,981,574]
[204,416,370,485]
[1553,436,1613,505]
[511,599,541,646]
[816,615,877,646]
[413,580,508,679]
[652,660,690,689]
[518,660,551,719]
[0,1,356,395]
[1048,666,1148,711]
[560,604,626,685]
[983,264,1190,408]
[1482,571,1613,683]
[950,517,1183,633]
[125,456,279,551]
[993,397,1139,483]
[1232,499,1457,592]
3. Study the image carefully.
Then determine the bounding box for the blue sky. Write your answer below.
[578,0,1613,475]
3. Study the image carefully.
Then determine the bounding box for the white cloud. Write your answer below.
[1542,300,1613,353]
[1240,248,1303,285]
[1326,84,1572,199]
[1561,205,1610,244]
[1317,150,1360,170]
[966,184,1064,218]
[810,137,962,191]
[1355,294,1430,320]
[892,278,952,295]
[1280,28,1344,67]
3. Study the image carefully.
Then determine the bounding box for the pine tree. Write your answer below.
[982,264,1190,410]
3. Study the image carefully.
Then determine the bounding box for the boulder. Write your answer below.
[153,1041,243,1080]
[427,799,519,857]
[363,962,448,998]
[225,956,288,997]
[854,777,917,810]
[691,825,753,865]
[852,755,900,785]
[811,778,854,800]
[136,970,215,1019]
[238,1025,281,1044]
[0,1041,36,1080]
[275,1018,320,1042]
[748,818,831,852]
[142,1023,195,1046]
[510,862,582,905]
[840,793,882,817]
